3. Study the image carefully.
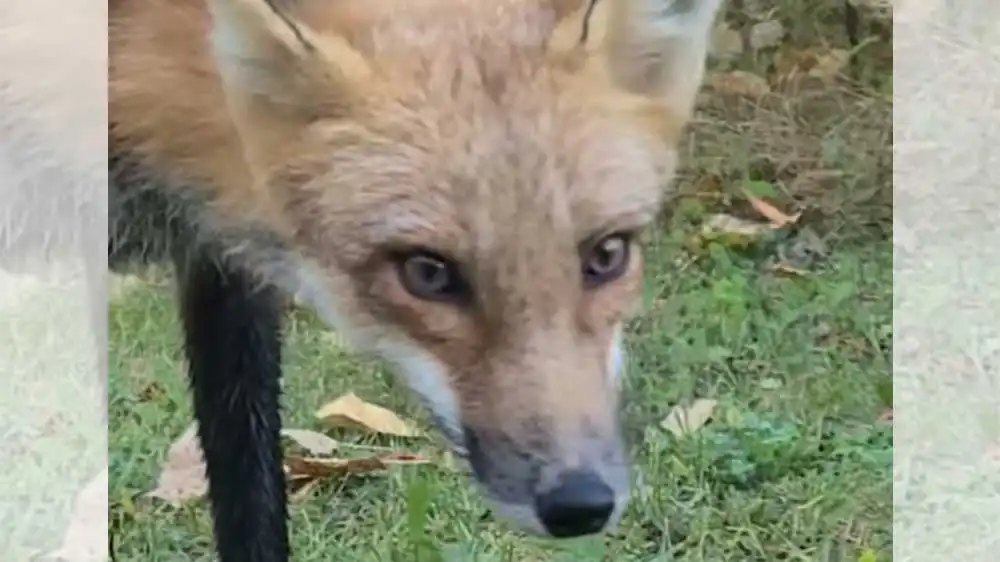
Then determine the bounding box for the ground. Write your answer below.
[106,1,892,560]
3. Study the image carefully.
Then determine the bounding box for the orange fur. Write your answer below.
[110,0,721,537]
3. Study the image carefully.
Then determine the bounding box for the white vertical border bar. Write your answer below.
[894,1,1000,560]
[0,0,109,559]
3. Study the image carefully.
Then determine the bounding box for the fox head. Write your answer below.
[207,0,721,538]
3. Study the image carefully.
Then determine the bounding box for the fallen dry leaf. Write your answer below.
[316,392,421,437]
[808,49,850,80]
[285,452,427,500]
[285,455,388,479]
[662,399,718,437]
[281,428,340,456]
[146,424,208,505]
[746,196,801,227]
[770,262,809,277]
[48,467,108,562]
[708,70,771,98]
[774,48,850,93]
[749,20,784,50]
[290,478,322,502]
[689,213,771,253]
[285,452,429,485]
[688,214,766,255]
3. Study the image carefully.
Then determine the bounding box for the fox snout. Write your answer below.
[376,328,631,538]
[463,419,630,538]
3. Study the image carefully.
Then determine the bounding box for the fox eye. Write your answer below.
[582,233,632,288]
[395,251,469,302]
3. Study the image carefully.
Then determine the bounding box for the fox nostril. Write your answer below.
[534,470,615,538]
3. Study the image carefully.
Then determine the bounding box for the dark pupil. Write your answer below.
[410,257,448,291]
[592,240,620,273]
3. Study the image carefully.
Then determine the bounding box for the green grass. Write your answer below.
[108,1,892,560]
[107,235,891,561]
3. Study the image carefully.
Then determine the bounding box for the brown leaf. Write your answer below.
[773,48,815,78]
[285,455,387,479]
[808,49,850,80]
[146,424,208,506]
[284,452,429,484]
[770,262,809,277]
[662,399,718,437]
[290,478,322,502]
[281,428,340,456]
[746,196,800,227]
[315,392,421,437]
[774,48,850,93]
[709,71,771,98]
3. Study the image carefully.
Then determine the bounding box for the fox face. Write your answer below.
[207,0,722,538]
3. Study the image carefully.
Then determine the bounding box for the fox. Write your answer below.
[109,0,723,559]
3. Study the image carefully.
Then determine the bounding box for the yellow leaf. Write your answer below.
[146,424,208,506]
[281,428,340,456]
[315,392,421,437]
[746,196,801,227]
[709,71,771,98]
[661,399,718,437]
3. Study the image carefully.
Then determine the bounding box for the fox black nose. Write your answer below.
[534,470,616,538]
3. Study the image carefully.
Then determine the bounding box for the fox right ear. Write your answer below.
[550,0,724,142]
[207,0,371,174]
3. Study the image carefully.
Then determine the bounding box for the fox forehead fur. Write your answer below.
[110,0,722,536]
[219,0,679,440]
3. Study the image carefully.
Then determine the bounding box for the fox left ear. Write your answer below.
[207,0,372,177]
